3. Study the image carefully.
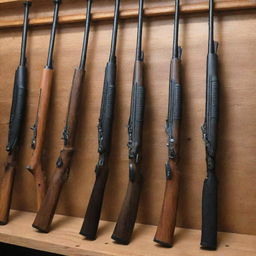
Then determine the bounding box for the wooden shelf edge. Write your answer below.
[0,0,24,4]
[0,210,255,256]
[1,0,256,29]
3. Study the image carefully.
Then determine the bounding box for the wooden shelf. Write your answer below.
[0,0,24,3]
[1,0,256,29]
[0,210,254,256]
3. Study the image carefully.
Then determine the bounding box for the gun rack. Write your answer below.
[1,0,256,28]
[0,0,255,255]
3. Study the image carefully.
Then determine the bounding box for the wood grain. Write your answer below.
[0,154,16,225]
[0,0,255,238]
[0,210,256,256]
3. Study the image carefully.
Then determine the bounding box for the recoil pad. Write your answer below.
[6,66,27,152]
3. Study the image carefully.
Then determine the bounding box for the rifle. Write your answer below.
[26,0,61,210]
[0,1,31,225]
[201,0,219,250]
[32,0,93,233]
[111,0,145,245]
[154,0,182,248]
[80,0,120,241]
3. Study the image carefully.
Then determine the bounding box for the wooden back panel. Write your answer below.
[0,0,255,236]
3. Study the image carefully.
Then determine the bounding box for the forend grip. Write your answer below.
[63,68,85,147]
[205,53,219,152]
[6,66,27,152]
[97,60,116,154]
[128,60,145,165]
[201,172,218,250]
[207,51,218,78]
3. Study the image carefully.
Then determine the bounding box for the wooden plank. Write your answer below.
[1,0,256,28]
[0,210,254,256]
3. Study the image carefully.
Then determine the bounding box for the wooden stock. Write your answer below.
[32,68,85,233]
[27,68,53,209]
[154,163,180,247]
[111,171,142,245]
[0,154,16,225]
[80,164,109,240]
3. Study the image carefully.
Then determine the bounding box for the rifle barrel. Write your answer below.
[19,1,31,66]
[46,0,61,69]
[208,0,214,54]
[109,0,120,61]
[136,0,144,61]
[79,0,93,70]
[172,0,180,58]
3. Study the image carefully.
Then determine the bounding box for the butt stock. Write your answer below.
[80,164,109,240]
[111,168,142,245]
[154,163,180,247]
[0,155,16,225]
[201,172,218,250]
[27,68,53,209]
[32,148,73,233]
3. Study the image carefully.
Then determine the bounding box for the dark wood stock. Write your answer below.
[0,154,16,225]
[111,167,142,245]
[32,68,85,233]
[154,58,182,247]
[27,68,53,209]
[80,163,109,240]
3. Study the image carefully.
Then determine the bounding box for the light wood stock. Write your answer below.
[154,163,180,247]
[0,154,16,225]
[27,68,53,209]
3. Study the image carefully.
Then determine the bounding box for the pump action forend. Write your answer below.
[201,0,219,250]
[0,1,32,225]
[154,0,182,248]
[111,0,145,245]
[80,0,120,241]
[32,0,93,234]
[26,0,61,210]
